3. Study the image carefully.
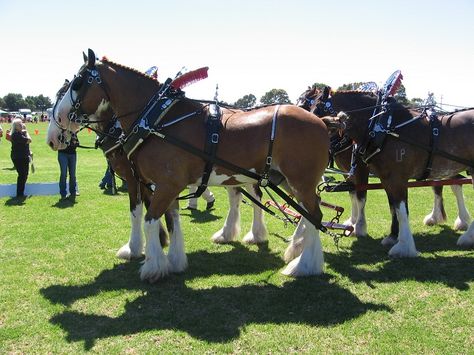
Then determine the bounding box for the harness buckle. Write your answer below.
[266,156,272,165]
[433,127,439,136]
[260,177,269,187]
[211,133,219,144]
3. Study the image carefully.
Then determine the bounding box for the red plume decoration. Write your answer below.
[386,70,404,97]
[171,67,209,90]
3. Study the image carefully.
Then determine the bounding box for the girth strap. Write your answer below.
[178,104,222,200]
[259,105,280,187]
[418,112,441,180]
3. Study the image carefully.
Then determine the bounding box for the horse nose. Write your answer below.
[48,141,54,149]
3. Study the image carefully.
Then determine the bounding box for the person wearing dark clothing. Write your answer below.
[99,162,113,190]
[6,119,31,198]
[58,133,79,199]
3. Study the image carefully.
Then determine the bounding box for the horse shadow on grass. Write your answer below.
[325,225,474,290]
[180,208,222,224]
[41,243,390,349]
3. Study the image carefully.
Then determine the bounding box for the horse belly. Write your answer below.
[202,170,258,186]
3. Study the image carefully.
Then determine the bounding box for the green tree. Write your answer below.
[0,96,5,109]
[34,95,53,111]
[409,97,424,106]
[394,84,409,105]
[3,93,26,111]
[234,94,256,109]
[337,82,366,91]
[311,82,330,90]
[260,89,292,105]
[25,96,37,110]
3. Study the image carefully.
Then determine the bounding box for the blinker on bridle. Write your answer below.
[66,66,109,126]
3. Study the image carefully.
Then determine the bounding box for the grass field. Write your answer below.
[0,122,473,353]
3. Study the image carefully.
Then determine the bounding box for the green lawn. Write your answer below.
[0,122,473,353]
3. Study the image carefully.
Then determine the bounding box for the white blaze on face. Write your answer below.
[53,85,81,132]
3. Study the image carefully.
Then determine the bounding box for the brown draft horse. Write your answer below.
[47,80,170,258]
[320,90,474,256]
[48,80,272,262]
[297,87,471,240]
[47,49,329,281]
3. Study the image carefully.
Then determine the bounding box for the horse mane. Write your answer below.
[331,90,378,98]
[101,57,161,84]
[331,89,412,114]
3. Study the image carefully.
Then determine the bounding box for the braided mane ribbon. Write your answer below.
[171,67,209,90]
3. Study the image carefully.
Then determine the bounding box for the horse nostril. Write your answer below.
[49,141,54,148]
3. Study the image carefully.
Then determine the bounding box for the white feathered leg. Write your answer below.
[343,191,358,226]
[282,218,324,276]
[354,195,368,237]
[457,221,474,247]
[284,218,305,262]
[116,203,144,260]
[212,187,241,243]
[423,190,446,226]
[167,208,188,273]
[242,185,268,244]
[451,185,471,231]
[389,201,419,257]
[140,218,170,282]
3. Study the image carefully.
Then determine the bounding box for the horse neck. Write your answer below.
[332,93,378,141]
[100,63,161,132]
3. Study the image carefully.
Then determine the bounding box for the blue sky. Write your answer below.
[1,0,473,108]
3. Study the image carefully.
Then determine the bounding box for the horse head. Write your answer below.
[296,86,319,111]
[47,49,116,150]
[320,112,349,134]
[47,78,76,150]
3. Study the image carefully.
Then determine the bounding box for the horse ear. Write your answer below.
[87,48,96,69]
[83,51,87,63]
[322,86,331,100]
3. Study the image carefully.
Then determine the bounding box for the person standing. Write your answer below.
[6,119,31,198]
[58,133,79,200]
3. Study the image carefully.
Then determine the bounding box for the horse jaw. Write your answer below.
[46,120,65,151]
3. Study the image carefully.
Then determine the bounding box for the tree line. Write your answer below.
[232,83,427,109]
[0,93,53,112]
[0,82,427,112]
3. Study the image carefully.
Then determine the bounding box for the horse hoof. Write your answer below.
[381,235,397,247]
[388,243,419,258]
[116,244,143,260]
[212,228,238,243]
[457,233,474,248]
[281,255,324,277]
[242,230,267,244]
[423,214,445,226]
[453,218,469,231]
